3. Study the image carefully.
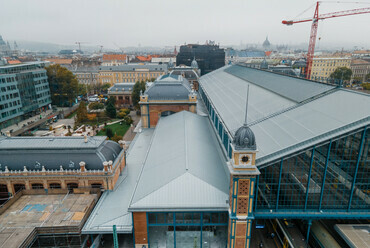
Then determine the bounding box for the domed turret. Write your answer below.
[260,57,268,70]
[191,57,198,69]
[233,124,256,150]
[168,58,174,68]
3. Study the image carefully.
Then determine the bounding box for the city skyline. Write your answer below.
[1,0,369,49]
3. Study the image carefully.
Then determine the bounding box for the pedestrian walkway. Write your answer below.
[0,109,54,136]
[121,111,140,142]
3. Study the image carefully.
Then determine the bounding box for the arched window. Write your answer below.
[32,183,44,189]
[49,183,61,189]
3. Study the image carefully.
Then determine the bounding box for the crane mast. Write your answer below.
[282,2,370,79]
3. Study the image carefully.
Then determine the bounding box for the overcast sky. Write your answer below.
[1,0,369,49]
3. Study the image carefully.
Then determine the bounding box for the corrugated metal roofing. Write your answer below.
[129,111,229,211]
[225,65,334,103]
[82,129,155,234]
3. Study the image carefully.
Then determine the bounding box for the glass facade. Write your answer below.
[147,212,228,248]
[256,127,370,213]
[199,85,232,159]
[0,62,51,129]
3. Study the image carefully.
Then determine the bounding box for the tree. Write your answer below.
[105,127,113,139]
[105,97,117,118]
[46,64,79,107]
[132,80,146,109]
[78,83,91,96]
[330,67,352,84]
[101,83,111,93]
[76,101,88,124]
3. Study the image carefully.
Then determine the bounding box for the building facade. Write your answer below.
[310,57,351,82]
[351,59,370,83]
[0,62,51,130]
[176,43,225,75]
[0,136,125,204]
[99,64,167,85]
[102,54,128,66]
[108,83,135,108]
[140,74,197,128]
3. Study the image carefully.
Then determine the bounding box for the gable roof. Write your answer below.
[129,111,229,211]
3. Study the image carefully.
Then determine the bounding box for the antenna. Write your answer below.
[244,84,250,126]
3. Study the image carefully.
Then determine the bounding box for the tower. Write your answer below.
[228,86,260,248]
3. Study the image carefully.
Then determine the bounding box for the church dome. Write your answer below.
[262,36,270,48]
[233,124,256,150]
[191,58,198,69]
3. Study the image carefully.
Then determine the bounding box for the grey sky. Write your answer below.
[1,0,369,49]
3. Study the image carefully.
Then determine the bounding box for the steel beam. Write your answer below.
[318,141,332,211]
[347,128,367,211]
[304,148,315,211]
[275,159,284,211]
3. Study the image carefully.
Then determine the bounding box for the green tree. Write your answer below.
[105,97,117,118]
[101,83,111,93]
[330,67,352,84]
[78,83,91,96]
[132,80,146,109]
[76,101,88,124]
[366,73,370,82]
[46,64,79,106]
[105,127,113,139]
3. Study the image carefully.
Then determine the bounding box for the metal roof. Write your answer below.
[145,74,192,101]
[109,83,135,92]
[200,65,296,134]
[199,65,370,166]
[0,137,122,170]
[82,129,155,234]
[129,111,229,211]
[224,65,334,103]
[251,89,370,165]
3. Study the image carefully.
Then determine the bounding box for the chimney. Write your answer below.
[103,161,109,172]
[84,134,88,143]
[79,161,86,172]
[108,160,113,171]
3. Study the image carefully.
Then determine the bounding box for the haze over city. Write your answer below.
[1,0,370,49]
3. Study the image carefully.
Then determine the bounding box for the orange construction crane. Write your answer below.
[282,2,370,79]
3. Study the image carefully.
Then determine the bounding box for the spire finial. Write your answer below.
[244,85,250,126]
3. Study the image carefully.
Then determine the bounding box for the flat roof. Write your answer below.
[0,190,98,248]
[335,224,370,248]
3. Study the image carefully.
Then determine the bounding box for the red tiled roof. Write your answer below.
[103,54,127,61]
[8,60,22,65]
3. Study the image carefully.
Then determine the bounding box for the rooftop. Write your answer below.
[129,111,229,211]
[103,54,127,61]
[99,63,167,72]
[199,64,370,165]
[83,129,155,234]
[0,189,99,248]
[145,74,193,101]
[0,136,122,171]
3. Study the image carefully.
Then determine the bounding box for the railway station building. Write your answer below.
[83,64,370,247]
